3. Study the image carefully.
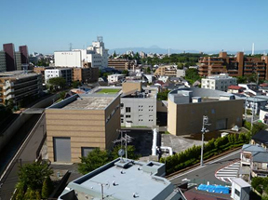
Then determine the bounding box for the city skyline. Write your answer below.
[1,0,268,54]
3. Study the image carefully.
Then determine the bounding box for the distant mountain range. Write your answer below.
[109,45,268,55]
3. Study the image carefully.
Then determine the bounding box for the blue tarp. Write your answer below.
[197,184,229,194]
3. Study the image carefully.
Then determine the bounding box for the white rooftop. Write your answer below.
[231,178,251,188]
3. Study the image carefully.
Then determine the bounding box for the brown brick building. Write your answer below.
[199,52,268,80]
[72,67,99,83]
[108,59,133,71]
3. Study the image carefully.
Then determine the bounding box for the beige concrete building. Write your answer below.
[168,88,244,135]
[0,71,42,105]
[154,65,177,77]
[46,93,120,163]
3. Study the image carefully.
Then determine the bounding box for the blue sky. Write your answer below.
[1,0,268,54]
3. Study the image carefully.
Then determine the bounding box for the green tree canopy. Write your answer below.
[78,148,110,174]
[185,68,200,84]
[48,77,66,89]
[18,161,53,191]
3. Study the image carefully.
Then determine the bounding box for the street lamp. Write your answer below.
[200,116,210,167]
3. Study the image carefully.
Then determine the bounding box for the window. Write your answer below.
[126,107,131,112]
[121,118,124,123]
[235,189,240,197]
[126,115,131,118]
[120,103,124,108]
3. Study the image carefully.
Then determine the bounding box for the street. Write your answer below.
[169,150,240,186]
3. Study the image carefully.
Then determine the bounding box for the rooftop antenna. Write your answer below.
[252,43,255,56]
[113,130,132,159]
[97,36,103,43]
[69,43,72,51]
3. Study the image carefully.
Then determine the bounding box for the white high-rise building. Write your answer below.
[54,36,108,69]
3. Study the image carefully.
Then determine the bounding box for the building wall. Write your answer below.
[15,52,22,70]
[108,59,130,71]
[121,97,157,127]
[46,95,120,163]
[122,82,142,93]
[168,99,244,135]
[19,45,29,64]
[46,109,106,163]
[0,51,6,72]
[45,68,72,85]
[55,51,82,67]
[4,43,16,71]
[201,77,237,91]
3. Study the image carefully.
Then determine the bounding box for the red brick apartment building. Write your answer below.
[199,52,268,80]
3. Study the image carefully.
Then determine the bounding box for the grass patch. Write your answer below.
[97,89,120,94]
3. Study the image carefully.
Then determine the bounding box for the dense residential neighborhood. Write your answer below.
[1,2,268,199]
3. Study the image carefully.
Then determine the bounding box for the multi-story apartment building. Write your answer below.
[0,51,6,72]
[54,37,108,69]
[108,59,133,71]
[120,82,157,127]
[0,71,42,105]
[199,51,268,80]
[154,65,177,77]
[168,87,244,135]
[44,68,72,85]
[45,93,120,163]
[201,73,237,91]
[72,67,99,83]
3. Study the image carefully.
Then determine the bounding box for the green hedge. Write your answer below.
[160,132,251,175]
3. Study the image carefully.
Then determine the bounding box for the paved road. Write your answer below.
[169,150,240,186]
[0,113,45,200]
[215,161,240,183]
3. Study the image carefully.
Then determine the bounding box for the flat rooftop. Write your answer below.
[0,71,39,79]
[59,159,181,200]
[62,96,115,110]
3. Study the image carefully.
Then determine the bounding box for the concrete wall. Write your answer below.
[0,113,31,152]
[168,99,244,135]
[46,95,121,163]
[122,82,142,93]
[121,97,156,127]
[55,51,82,67]
[0,94,60,153]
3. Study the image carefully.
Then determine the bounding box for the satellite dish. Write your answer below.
[118,149,125,157]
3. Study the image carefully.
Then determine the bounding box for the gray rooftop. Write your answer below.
[59,159,183,200]
[0,71,39,79]
[231,178,251,188]
[253,152,268,163]
[242,144,266,153]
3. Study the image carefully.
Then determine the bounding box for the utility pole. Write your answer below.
[200,116,210,166]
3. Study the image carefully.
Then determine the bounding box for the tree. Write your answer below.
[48,77,67,90]
[42,176,54,199]
[122,70,129,76]
[17,161,53,191]
[78,148,110,174]
[237,76,247,84]
[185,68,200,84]
[72,81,81,88]
[157,90,170,100]
[146,67,151,74]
